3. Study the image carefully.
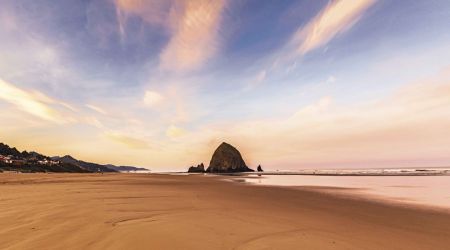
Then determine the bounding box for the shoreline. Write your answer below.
[225,174,450,212]
[208,170,450,176]
[244,181,450,214]
[2,171,449,211]
[1,173,449,249]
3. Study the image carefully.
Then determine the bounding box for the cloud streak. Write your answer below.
[114,0,172,41]
[115,0,172,26]
[105,131,150,149]
[292,0,376,55]
[159,0,226,72]
[85,104,107,115]
[115,0,226,72]
[253,1,376,91]
[0,79,70,123]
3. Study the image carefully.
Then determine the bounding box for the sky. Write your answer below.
[1,0,450,171]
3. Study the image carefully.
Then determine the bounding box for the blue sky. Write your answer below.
[1,0,450,170]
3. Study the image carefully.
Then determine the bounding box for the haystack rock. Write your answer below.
[206,142,254,173]
[188,163,205,173]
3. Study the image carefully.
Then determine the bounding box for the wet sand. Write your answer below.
[0,173,449,250]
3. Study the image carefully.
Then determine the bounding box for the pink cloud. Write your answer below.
[292,0,376,55]
[114,0,227,72]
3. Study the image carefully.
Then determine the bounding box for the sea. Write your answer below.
[230,168,450,210]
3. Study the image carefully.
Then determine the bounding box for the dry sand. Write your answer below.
[0,173,449,250]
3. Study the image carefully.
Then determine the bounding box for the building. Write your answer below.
[11,159,25,166]
[38,159,60,165]
[0,155,12,164]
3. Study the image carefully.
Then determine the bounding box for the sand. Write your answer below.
[0,173,449,250]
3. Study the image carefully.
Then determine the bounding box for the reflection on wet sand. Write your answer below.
[233,174,450,210]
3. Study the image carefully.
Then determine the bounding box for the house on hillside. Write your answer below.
[38,159,49,165]
[11,159,25,166]
[26,157,39,164]
[0,155,12,164]
[38,159,60,165]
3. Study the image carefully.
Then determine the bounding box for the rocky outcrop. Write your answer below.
[0,142,91,173]
[205,142,254,173]
[53,155,117,172]
[257,165,263,172]
[54,155,147,172]
[188,163,205,173]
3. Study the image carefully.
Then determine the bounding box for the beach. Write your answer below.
[1,173,449,250]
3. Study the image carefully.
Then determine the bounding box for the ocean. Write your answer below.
[233,172,450,210]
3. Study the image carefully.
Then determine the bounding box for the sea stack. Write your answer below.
[257,165,263,172]
[188,163,205,173]
[206,142,254,173]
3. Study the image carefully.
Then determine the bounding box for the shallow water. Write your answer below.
[235,175,450,209]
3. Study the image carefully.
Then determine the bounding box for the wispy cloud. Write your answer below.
[0,5,76,94]
[105,131,150,149]
[115,0,227,72]
[251,1,376,91]
[85,104,107,115]
[292,0,376,55]
[159,0,226,72]
[0,79,71,123]
[114,0,172,41]
[114,0,171,26]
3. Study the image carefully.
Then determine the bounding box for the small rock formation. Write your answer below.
[188,163,205,173]
[205,142,254,173]
[257,165,263,172]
